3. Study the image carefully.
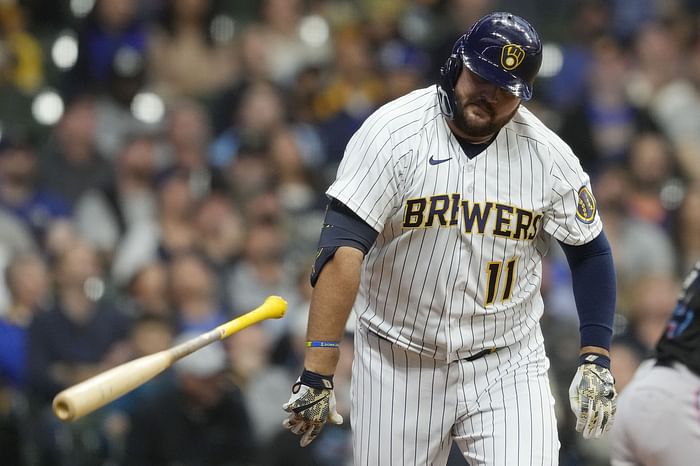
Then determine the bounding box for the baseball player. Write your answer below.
[284,12,617,465]
[611,260,700,466]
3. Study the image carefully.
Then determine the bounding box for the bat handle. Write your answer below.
[217,295,287,338]
[168,296,287,361]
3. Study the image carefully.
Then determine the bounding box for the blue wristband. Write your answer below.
[579,353,611,370]
[306,340,340,348]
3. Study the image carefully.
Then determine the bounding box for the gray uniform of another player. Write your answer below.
[612,261,700,466]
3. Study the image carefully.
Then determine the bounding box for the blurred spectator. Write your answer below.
[208,24,273,134]
[359,0,408,45]
[111,168,198,285]
[125,260,171,318]
[74,134,159,260]
[42,219,82,262]
[100,314,176,462]
[224,147,277,207]
[210,80,287,169]
[625,131,683,228]
[256,0,331,86]
[148,0,238,100]
[627,21,700,184]
[169,253,227,333]
[558,36,659,175]
[689,28,700,91]
[378,39,430,102]
[71,0,147,93]
[284,64,330,172]
[25,239,131,404]
[163,98,228,198]
[125,332,257,466]
[269,127,323,212]
[227,324,291,446]
[593,165,677,292]
[0,386,23,466]
[0,208,36,261]
[672,182,700,275]
[93,55,154,161]
[268,127,327,258]
[614,273,679,359]
[0,134,71,243]
[130,315,175,360]
[39,94,113,206]
[537,0,611,110]
[609,0,660,40]
[313,27,385,162]
[226,218,299,340]
[193,193,246,298]
[70,0,156,162]
[0,208,37,312]
[0,254,49,388]
[0,2,42,94]
[276,261,316,369]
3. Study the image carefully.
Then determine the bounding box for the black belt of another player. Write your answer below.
[463,348,498,362]
[655,357,674,368]
[655,357,700,377]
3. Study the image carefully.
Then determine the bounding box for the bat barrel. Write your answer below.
[52,352,173,422]
[53,398,73,422]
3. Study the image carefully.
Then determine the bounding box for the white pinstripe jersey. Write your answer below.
[327,86,602,361]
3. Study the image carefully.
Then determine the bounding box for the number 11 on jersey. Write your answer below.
[484,257,518,306]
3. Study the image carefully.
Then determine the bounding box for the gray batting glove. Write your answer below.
[283,370,343,447]
[568,354,617,439]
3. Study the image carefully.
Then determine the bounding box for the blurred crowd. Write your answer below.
[0,0,699,465]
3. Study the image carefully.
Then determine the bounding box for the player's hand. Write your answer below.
[283,369,343,447]
[568,355,617,439]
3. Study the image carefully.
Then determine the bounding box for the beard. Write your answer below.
[452,96,518,140]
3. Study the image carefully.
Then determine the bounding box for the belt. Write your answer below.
[367,327,499,362]
[463,347,498,362]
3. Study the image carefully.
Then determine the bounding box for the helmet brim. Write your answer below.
[462,54,533,101]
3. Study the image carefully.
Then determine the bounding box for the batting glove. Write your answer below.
[568,353,617,439]
[283,369,343,447]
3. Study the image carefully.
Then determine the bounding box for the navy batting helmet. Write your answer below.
[438,12,542,119]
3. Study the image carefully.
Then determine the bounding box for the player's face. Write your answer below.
[450,68,521,143]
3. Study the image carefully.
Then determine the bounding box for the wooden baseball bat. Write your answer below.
[52,295,287,422]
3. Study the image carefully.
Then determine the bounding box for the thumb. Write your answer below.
[328,411,344,425]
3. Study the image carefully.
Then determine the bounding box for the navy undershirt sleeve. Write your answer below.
[558,231,616,350]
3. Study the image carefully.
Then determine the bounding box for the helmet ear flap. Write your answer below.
[438,53,462,120]
[443,54,462,85]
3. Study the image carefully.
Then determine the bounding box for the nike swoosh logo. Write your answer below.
[292,394,329,414]
[429,155,451,165]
